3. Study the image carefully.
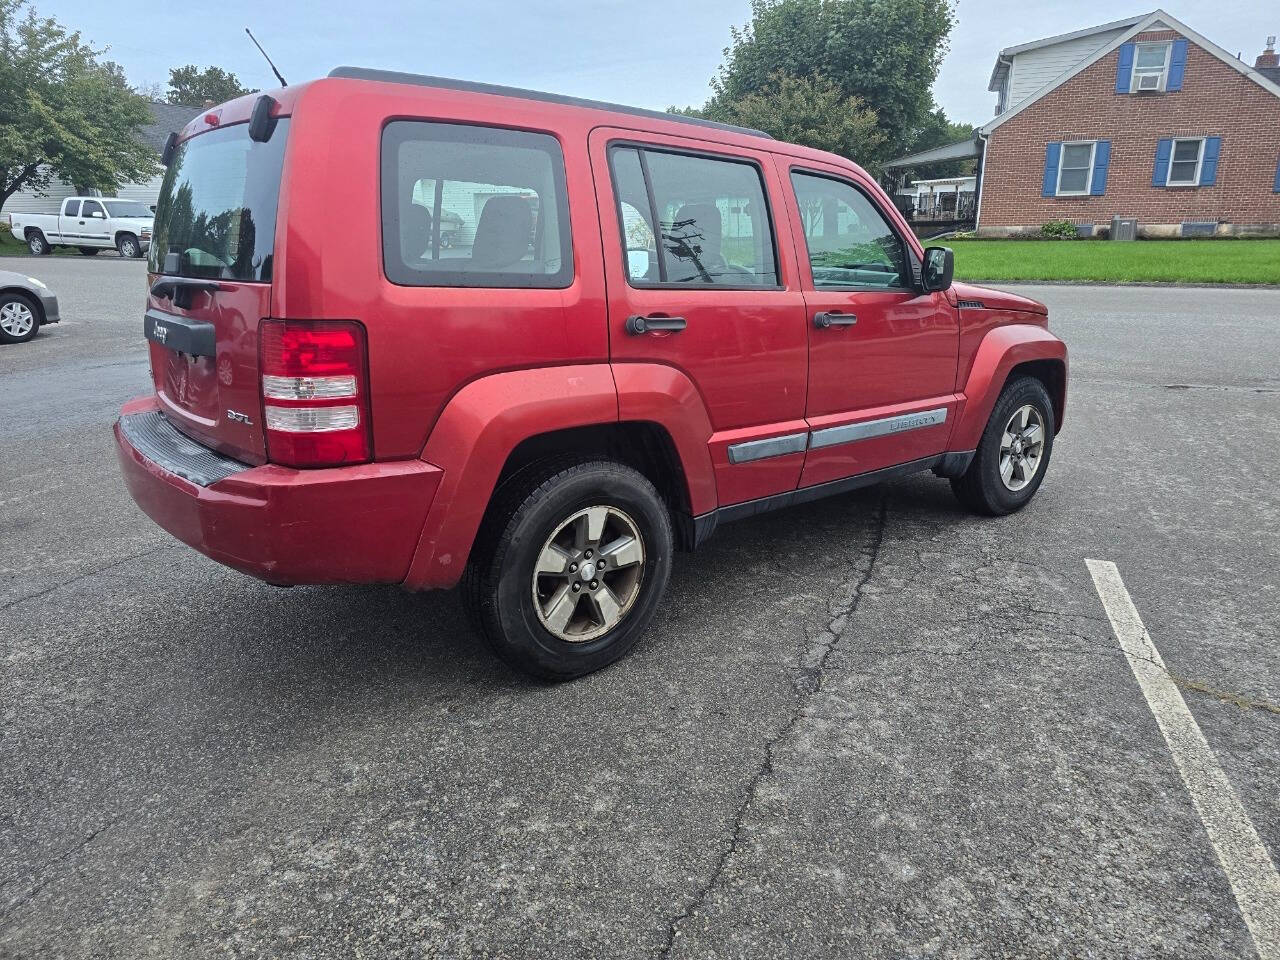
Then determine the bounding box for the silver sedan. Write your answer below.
[0,269,60,343]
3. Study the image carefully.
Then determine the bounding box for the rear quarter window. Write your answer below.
[380,121,573,289]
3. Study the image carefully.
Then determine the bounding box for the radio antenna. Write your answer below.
[245,27,287,87]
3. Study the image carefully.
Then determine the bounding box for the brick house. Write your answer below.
[978,10,1280,237]
[886,11,1280,238]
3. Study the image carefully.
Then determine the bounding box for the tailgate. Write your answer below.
[146,283,271,462]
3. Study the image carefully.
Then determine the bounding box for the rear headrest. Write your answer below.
[472,196,532,270]
[403,203,433,259]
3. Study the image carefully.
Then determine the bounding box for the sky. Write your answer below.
[32,0,1277,127]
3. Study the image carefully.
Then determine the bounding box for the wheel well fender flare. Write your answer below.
[403,363,718,591]
[951,325,1068,451]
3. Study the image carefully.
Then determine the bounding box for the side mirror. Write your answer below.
[922,245,954,292]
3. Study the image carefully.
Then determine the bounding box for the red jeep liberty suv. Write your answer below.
[115,69,1067,679]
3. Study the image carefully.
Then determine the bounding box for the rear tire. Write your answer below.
[463,459,673,680]
[116,234,141,259]
[951,376,1055,515]
[78,247,101,256]
[0,292,40,343]
[26,231,49,256]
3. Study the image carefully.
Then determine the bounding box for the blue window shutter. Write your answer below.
[1167,39,1189,91]
[1153,138,1172,186]
[1090,141,1111,195]
[1116,43,1135,93]
[1042,143,1062,196]
[1273,155,1280,193]
[1200,136,1221,185]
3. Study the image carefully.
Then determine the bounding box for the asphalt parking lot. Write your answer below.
[2,256,1278,958]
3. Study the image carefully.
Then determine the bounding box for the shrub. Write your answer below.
[1040,219,1077,240]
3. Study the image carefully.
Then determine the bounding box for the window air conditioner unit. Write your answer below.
[1136,73,1162,91]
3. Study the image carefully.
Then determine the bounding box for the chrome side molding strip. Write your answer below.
[727,407,949,464]
[809,407,948,450]
[726,432,808,464]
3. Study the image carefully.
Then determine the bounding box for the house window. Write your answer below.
[1132,42,1172,91]
[1168,138,1204,186]
[1056,141,1097,196]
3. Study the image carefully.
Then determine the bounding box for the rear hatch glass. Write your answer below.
[146,119,289,463]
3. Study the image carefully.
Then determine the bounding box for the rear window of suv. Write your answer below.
[381,121,572,288]
[149,120,289,283]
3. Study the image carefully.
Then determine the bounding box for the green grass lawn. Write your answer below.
[948,238,1280,285]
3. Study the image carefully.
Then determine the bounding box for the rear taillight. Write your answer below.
[259,320,371,467]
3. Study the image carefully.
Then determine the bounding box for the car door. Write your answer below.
[589,128,809,507]
[79,200,111,246]
[776,161,960,488]
[56,199,80,242]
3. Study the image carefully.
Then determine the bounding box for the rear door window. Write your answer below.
[64,200,80,217]
[789,172,909,289]
[608,145,778,287]
[381,122,572,288]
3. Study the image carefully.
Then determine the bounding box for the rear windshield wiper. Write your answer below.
[150,277,222,309]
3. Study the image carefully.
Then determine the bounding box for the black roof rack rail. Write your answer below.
[327,67,774,141]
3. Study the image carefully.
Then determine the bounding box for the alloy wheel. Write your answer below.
[999,403,1046,491]
[0,301,35,338]
[532,505,646,642]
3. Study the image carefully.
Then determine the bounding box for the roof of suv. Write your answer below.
[328,67,773,141]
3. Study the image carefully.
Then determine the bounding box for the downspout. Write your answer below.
[973,133,988,234]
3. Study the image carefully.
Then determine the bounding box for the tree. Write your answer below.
[703,0,956,163]
[0,0,158,209]
[901,105,976,178]
[717,73,885,168]
[166,64,251,106]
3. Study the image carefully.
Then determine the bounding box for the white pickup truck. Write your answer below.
[9,197,153,258]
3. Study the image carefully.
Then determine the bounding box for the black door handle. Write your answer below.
[814,311,858,328]
[626,315,687,335]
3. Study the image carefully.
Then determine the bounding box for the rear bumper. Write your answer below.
[114,397,442,586]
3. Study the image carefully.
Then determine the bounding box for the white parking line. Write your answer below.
[1086,559,1280,960]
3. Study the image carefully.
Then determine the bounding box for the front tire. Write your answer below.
[463,459,673,680]
[0,292,40,343]
[27,231,50,256]
[951,376,1055,515]
[116,234,141,259]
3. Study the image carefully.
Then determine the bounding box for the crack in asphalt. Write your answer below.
[0,543,175,612]
[0,818,120,917]
[656,498,888,958]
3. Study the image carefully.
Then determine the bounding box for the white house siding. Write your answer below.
[2,171,165,217]
[1,171,81,216]
[111,174,166,210]
[1007,28,1128,107]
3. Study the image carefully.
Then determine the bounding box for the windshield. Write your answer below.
[149,119,289,282]
[104,200,154,218]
